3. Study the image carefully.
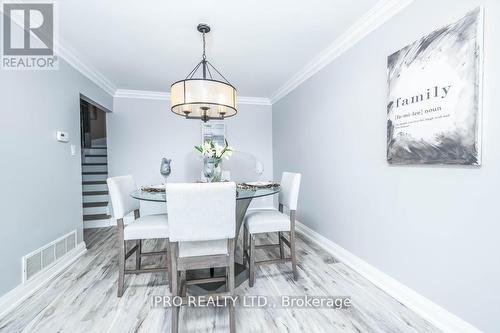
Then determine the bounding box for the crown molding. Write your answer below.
[114,89,170,100]
[237,96,272,106]
[3,0,412,104]
[57,45,117,96]
[270,0,414,104]
[114,89,272,106]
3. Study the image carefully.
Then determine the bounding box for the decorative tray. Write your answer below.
[237,181,280,190]
[141,182,280,192]
[141,184,166,193]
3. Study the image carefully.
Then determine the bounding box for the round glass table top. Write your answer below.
[130,186,280,202]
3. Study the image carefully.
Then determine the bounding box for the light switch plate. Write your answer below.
[56,131,69,142]
[70,145,76,156]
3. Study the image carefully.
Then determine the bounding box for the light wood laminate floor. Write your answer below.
[0,227,441,333]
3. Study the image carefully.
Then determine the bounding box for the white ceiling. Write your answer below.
[55,0,380,98]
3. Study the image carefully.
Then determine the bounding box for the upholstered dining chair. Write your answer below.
[107,175,170,297]
[166,182,236,333]
[243,172,302,287]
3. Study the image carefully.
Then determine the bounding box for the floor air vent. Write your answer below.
[22,230,77,282]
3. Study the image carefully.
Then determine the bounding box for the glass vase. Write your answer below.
[203,157,222,182]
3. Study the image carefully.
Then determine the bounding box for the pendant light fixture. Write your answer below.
[170,24,237,122]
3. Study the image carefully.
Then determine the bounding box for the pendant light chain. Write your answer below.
[202,31,207,61]
[201,30,213,79]
[201,30,207,79]
[184,25,232,83]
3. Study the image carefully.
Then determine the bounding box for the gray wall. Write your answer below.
[0,60,112,297]
[272,0,499,331]
[108,98,274,215]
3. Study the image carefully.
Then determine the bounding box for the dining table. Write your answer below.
[130,184,280,291]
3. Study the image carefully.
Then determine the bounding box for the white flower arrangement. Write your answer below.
[194,139,233,160]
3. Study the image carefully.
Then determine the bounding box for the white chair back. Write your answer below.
[279,172,302,210]
[166,182,236,242]
[107,175,140,219]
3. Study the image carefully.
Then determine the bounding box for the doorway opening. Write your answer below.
[79,95,110,234]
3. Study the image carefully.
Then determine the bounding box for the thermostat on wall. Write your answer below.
[56,131,69,142]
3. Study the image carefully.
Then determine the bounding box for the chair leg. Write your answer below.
[117,218,125,297]
[278,232,285,259]
[225,266,229,292]
[290,212,298,281]
[171,293,179,333]
[243,225,248,265]
[135,239,142,271]
[170,243,179,333]
[133,210,141,273]
[166,238,172,293]
[249,234,256,287]
[228,239,236,333]
[118,241,125,297]
[180,270,187,297]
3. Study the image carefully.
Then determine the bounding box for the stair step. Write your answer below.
[83,214,111,221]
[83,204,108,215]
[83,148,107,155]
[82,172,107,175]
[84,154,107,157]
[83,156,107,164]
[83,181,108,192]
[82,174,107,181]
[83,201,108,208]
[82,181,106,185]
[83,190,109,196]
[82,163,107,166]
[82,165,107,173]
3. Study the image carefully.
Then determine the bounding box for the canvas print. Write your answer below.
[387,8,483,165]
[201,121,225,146]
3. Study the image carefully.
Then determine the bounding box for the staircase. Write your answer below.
[81,147,110,227]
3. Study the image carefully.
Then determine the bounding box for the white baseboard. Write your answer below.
[295,222,482,333]
[0,242,87,319]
